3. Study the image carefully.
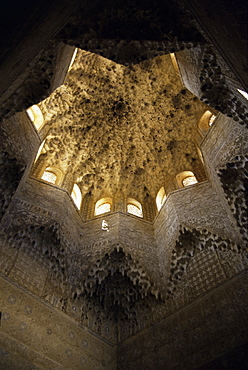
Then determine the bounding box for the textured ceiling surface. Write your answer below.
[38,50,207,201]
[0,4,247,366]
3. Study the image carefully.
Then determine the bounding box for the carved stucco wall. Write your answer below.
[0,277,116,370]
[117,271,248,370]
[0,1,247,369]
[1,87,247,368]
[1,110,247,350]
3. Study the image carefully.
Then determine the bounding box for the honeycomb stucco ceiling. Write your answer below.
[38,50,208,201]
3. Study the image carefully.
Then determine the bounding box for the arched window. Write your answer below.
[68,48,78,71]
[198,110,216,134]
[237,89,248,100]
[156,187,166,211]
[41,166,63,186]
[208,114,216,127]
[26,105,44,130]
[127,198,143,217]
[71,183,82,209]
[182,175,198,186]
[34,140,45,163]
[95,197,112,216]
[170,53,180,75]
[41,170,57,184]
[176,171,198,188]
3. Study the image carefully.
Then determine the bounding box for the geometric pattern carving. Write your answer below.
[168,226,242,296]
[186,248,225,298]
[0,1,248,368]
[3,223,68,286]
[218,155,248,244]
[200,45,248,125]
[0,151,25,220]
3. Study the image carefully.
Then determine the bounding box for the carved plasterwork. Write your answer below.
[218,154,248,244]
[0,2,247,363]
[34,50,208,204]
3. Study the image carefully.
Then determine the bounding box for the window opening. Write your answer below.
[41,170,57,184]
[156,187,166,211]
[71,183,82,209]
[95,197,112,216]
[199,110,216,133]
[40,166,63,185]
[182,175,198,187]
[34,140,45,163]
[237,89,248,100]
[68,48,78,71]
[127,198,143,217]
[170,53,180,73]
[176,171,198,188]
[208,114,216,126]
[95,203,111,215]
[127,204,142,217]
[26,105,44,130]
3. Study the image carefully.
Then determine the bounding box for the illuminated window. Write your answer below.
[170,53,180,74]
[176,171,198,188]
[71,183,82,209]
[34,140,45,163]
[127,198,143,217]
[68,48,78,71]
[182,175,198,187]
[237,89,248,100]
[41,166,63,186]
[95,197,112,216]
[95,203,111,215]
[41,170,57,184]
[156,187,166,211]
[26,105,44,130]
[208,114,216,126]
[198,110,216,134]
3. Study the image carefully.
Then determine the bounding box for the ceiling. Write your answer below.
[37,50,208,202]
